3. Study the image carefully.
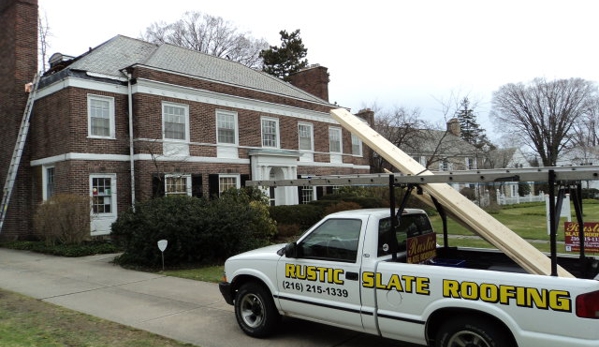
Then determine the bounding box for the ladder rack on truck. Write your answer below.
[247,165,599,278]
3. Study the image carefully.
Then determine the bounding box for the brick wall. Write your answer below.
[0,0,38,239]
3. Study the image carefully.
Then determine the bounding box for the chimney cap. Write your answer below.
[49,53,75,67]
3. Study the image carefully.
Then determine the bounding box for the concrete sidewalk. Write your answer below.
[0,248,405,347]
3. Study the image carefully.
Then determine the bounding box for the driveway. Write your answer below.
[0,249,421,347]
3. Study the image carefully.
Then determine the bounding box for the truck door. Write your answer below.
[276,217,365,330]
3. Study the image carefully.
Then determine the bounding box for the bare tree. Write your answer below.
[491,78,597,166]
[38,9,51,71]
[371,106,427,172]
[141,11,268,68]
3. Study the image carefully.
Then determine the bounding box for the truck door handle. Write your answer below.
[346,272,359,281]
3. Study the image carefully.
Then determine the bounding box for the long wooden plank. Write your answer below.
[331,108,573,277]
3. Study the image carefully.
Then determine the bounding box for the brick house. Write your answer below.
[0,0,371,239]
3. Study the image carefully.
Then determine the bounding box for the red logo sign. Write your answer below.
[407,233,437,263]
[564,222,599,253]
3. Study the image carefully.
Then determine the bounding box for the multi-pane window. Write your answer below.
[217,111,237,145]
[219,175,239,194]
[163,103,188,140]
[301,186,314,204]
[329,128,342,153]
[165,175,190,196]
[465,157,476,170]
[45,167,55,200]
[91,177,112,214]
[261,118,279,148]
[351,134,362,156]
[298,123,313,151]
[88,95,114,138]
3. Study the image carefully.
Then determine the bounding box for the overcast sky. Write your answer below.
[39,0,599,140]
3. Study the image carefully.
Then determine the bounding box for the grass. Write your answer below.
[430,200,599,255]
[0,290,195,347]
[163,265,224,283]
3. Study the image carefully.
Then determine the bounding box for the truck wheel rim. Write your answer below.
[446,330,490,347]
[240,293,264,328]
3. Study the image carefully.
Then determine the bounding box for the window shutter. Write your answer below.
[208,174,219,199]
[316,186,324,200]
[240,174,250,187]
[191,174,203,198]
[152,174,165,198]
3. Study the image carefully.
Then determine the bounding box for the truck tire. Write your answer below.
[234,282,280,338]
[435,317,512,347]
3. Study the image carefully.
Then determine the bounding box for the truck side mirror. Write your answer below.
[284,242,298,258]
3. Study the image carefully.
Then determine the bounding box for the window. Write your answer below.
[163,103,188,141]
[219,175,239,194]
[465,157,476,170]
[88,95,115,138]
[298,123,313,151]
[165,175,191,196]
[43,166,55,200]
[351,134,362,156]
[91,176,113,214]
[329,127,342,153]
[217,110,237,145]
[377,214,433,257]
[298,218,362,262]
[261,117,279,148]
[300,186,314,204]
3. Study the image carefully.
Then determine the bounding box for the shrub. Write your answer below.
[323,201,362,215]
[460,187,476,200]
[269,204,324,230]
[33,194,91,246]
[112,190,277,268]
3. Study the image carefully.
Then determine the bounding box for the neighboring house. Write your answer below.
[407,119,480,172]
[0,0,370,239]
[484,147,535,201]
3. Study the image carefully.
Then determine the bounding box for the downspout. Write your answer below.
[121,69,136,211]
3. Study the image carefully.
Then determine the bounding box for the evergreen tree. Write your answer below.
[260,29,308,81]
[455,97,490,149]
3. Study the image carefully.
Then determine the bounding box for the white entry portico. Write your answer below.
[249,149,300,205]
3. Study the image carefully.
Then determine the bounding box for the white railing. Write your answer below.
[497,190,545,205]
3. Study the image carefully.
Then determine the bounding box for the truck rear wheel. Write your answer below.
[435,316,511,347]
[234,282,280,338]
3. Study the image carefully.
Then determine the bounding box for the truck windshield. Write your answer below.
[377,214,433,257]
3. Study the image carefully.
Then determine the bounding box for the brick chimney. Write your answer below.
[447,118,461,137]
[356,108,375,127]
[0,0,38,239]
[288,64,330,102]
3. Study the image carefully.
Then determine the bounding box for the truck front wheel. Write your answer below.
[435,317,511,347]
[234,282,280,338]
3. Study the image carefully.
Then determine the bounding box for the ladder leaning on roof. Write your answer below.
[0,72,41,234]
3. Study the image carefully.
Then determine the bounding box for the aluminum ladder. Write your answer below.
[0,72,41,233]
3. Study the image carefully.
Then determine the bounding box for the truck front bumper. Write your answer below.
[219,282,234,305]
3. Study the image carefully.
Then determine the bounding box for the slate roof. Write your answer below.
[47,35,332,106]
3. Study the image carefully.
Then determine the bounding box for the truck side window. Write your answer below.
[299,218,361,262]
[377,214,433,257]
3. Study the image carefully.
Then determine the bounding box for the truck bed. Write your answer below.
[433,246,599,279]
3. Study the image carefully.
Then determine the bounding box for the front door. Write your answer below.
[90,174,117,236]
[275,217,365,330]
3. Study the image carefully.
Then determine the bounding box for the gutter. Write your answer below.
[120,69,136,211]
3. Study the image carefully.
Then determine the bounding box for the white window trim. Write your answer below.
[42,165,55,201]
[87,94,115,139]
[261,117,280,148]
[219,174,241,195]
[162,101,190,143]
[351,133,362,157]
[164,174,192,196]
[329,127,343,154]
[216,109,239,146]
[298,122,314,152]
[89,174,117,217]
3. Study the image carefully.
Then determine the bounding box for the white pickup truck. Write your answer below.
[219,207,599,347]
